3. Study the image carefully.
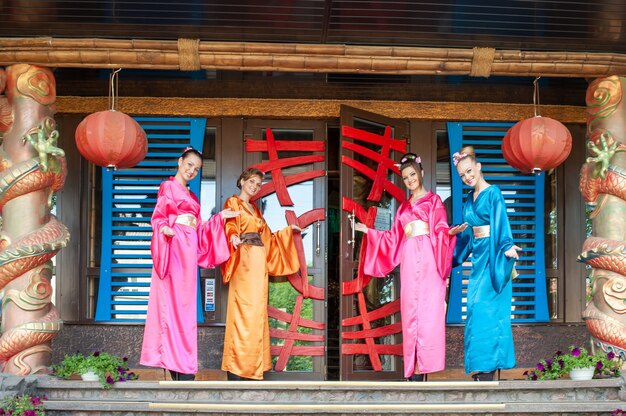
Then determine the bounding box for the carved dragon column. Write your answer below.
[0,64,68,374]
[579,76,626,360]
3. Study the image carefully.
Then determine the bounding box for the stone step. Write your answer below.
[41,400,626,415]
[38,378,626,404]
[36,377,626,415]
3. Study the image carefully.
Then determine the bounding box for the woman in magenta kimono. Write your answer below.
[140,147,239,381]
[356,153,462,381]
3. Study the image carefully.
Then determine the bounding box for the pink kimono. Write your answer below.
[362,191,456,377]
[140,177,230,375]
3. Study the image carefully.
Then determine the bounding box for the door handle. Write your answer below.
[347,209,355,257]
[315,220,321,257]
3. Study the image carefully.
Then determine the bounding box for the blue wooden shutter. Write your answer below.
[95,117,206,322]
[446,122,549,324]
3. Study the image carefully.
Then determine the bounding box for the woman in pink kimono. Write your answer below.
[356,153,462,381]
[140,147,239,381]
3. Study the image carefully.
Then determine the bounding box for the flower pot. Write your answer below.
[80,371,99,381]
[568,367,595,380]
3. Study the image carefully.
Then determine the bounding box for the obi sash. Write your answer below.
[175,214,197,228]
[240,232,263,246]
[473,225,490,239]
[404,220,430,238]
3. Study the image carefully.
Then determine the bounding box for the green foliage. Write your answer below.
[0,393,46,416]
[51,351,138,389]
[524,345,622,380]
[269,280,314,372]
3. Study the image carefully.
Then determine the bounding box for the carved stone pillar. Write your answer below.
[579,76,626,359]
[0,64,68,374]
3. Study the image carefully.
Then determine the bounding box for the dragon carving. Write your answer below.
[579,75,626,359]
[0,64,68,375]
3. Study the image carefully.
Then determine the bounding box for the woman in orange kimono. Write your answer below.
[221,167,301,380]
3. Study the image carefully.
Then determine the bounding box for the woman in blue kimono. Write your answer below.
[452,146,521,381]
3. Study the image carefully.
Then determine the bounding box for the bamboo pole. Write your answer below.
[0,37,624,77]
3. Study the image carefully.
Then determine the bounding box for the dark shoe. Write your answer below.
[227,371,242,381]
[169,370,195,381]
[407,373,427,382]
[471,371,495,381]
[177,372,195,381]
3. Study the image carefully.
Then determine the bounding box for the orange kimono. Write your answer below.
[220,195,300,379]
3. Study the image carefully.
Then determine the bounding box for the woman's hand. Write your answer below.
[221,208,241,219]
[231,235,242,250]
[354,223,368,234]
[448,223,467,236]
[505,245,522,260]
[161,225,175,237]
[291,224,303,233]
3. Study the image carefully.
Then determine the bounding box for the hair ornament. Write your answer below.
[452,152,468,166]
[182,146,202,156]
[400,153,422,165]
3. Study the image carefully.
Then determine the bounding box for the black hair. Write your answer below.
[181,146,202,160]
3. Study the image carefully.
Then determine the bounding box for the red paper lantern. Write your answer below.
[502,116,572,174]
[75,110,147,169]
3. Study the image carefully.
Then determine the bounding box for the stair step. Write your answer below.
[35,377,626,415]
[42,400,625,415]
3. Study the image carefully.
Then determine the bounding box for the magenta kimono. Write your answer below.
[140,177,230,375]
[362,191,456,377]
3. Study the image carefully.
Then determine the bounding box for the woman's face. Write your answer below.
[240,174,263,197]
[401,165,422,192]
[456,157,481,188]
[177,153,202,182]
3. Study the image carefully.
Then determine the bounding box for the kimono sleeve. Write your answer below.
[362,213,404,277]
[429,196,456,279]
[264,224,300,277]
[489,188,516,293]
[220,197,242,284]
[452,201,473,268]
[150,181,178,280]
[197,213,231,268]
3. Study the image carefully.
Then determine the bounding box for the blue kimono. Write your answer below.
[453,185,516,373]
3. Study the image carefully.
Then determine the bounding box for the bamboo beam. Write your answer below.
[0,37,625,78]
[56,97,586,123]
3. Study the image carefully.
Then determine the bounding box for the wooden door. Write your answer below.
[338,106,409,380]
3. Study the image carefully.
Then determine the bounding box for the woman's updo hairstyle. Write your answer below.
[452,145,477,166]
[237,167,265,189]
[399,152,423,173]
[181,146,202,160]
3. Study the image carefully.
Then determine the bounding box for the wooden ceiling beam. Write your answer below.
[56,97,586,123]
[0,37,624,78]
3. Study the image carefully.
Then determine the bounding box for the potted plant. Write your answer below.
[51,351,137,389]
[0,393,47,416]
[524,345,622,381]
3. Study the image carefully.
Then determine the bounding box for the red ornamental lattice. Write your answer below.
[247,128,325,206]
[269,296,325,371]
[341,125,407,202]
[245,127,326,372]
[340,124,407,371]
